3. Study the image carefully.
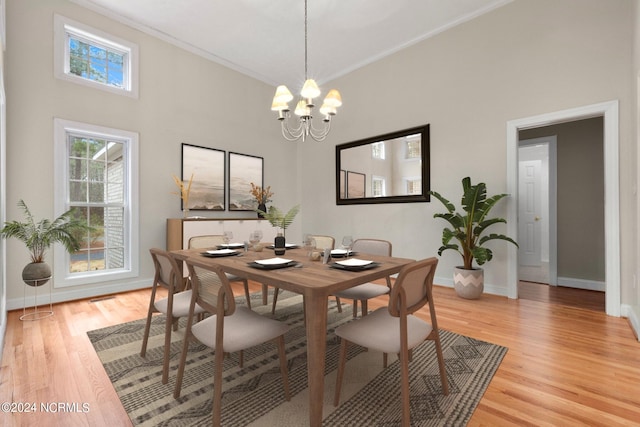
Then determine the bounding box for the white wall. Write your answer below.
[4,0,300,307]
[301,0,637,304]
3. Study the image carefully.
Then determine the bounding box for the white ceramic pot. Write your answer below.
[453,267,484,299]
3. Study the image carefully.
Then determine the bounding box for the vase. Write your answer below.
[183,207,190,218]
[453,267,484,299]
[257,203,266,218]
[274,233,286,256]
[22,262,52,287]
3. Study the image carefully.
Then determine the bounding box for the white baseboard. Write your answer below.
[557,276,605,292]
[6,278,152,311]
[621,304,640,342]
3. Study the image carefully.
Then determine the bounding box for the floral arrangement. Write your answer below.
[172,173,194,209]
[250,182,274,205]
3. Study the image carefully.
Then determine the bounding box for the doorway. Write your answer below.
[506,100,620,317]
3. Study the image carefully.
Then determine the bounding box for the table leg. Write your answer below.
[262,283,268,305]
[304,292,328,427]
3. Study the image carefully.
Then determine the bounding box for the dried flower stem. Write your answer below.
[172,173,194,208]
[250,182,274,204]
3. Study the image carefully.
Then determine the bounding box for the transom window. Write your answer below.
[54,119,139,287]
[54,14,139,98]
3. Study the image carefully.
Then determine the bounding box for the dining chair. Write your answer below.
[333,238,392,318]
[188,235,253,309]
[333,257,449,427]
[270,234,342,314]
[140,248,206,384]
[173,256,291,425]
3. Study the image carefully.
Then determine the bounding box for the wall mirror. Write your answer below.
[336,124,430,205]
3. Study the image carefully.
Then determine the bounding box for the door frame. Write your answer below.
[506,100,620,317]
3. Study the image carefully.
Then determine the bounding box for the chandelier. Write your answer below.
[270,0,342,142]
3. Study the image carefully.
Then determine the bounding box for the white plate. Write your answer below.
[335,258,373,267]
[330,249,353,256]
[255,257,293,265]
[206,249,237,255]
[219,243,244,249]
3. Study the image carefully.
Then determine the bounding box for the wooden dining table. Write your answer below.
[171,245,414,427]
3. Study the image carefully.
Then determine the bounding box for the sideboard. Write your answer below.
[166,217,279,251]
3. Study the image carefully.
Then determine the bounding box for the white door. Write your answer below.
[518,159,542,268]
[518,140,553,284]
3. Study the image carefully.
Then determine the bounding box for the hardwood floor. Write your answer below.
[1,281,639,426]
[518,281,606,312]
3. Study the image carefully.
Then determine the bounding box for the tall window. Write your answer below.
[372,176,386,197]
[54,119,139,287]
[54,15,139,98]
[406,179,422,195]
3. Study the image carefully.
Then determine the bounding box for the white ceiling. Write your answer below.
[71,0,512,89]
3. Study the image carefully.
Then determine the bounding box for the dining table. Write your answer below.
[171,245,414,427]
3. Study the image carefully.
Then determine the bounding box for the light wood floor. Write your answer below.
[1,282,639,426]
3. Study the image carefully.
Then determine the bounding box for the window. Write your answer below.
[406,179,422,195]
[54,15,139,98]
[54,119,139,287]
[372,176,386,197]
[371,142,385,160]
[405,137,421,159]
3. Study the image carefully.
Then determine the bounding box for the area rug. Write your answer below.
[88,291,507,426]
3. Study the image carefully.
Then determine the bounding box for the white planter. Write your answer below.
[453,267,484,299]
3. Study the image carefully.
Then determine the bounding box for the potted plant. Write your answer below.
[430,177,518,299]
[256,204,300,255]
[0,200,90,286]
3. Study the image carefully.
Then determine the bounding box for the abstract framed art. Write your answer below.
[181,143,225,211]
[228,152,264,211]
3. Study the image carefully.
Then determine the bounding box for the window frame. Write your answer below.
[53,118,139,287]
[54,14,139,98]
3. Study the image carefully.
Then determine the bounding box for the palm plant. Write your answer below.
[430,177,518,270]
[0,199,89,263]
[256,204,300,237]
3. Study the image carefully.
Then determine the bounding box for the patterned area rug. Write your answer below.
[88,291,507,426]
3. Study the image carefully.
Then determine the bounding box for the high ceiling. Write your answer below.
[71,0,512,89]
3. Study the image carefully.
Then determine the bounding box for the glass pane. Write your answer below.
[106,181,124,203]
[106,247,124,269]
[70,250,89,273]
[88,182,104,203]
[88,160,105,182]
[70,137,88,157]
[68,158,86,180]
[69,181,86,203]
[87,249,105,271]
[88,139,105,157]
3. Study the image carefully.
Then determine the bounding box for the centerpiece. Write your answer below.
[250,183,274,218]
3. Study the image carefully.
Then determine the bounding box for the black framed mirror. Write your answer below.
[336,124,430,205]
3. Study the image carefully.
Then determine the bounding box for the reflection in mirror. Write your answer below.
[336,124,430,205]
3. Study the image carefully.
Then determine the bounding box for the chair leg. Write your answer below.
[383,353,388,368]
[271,287,280,315]
[334,296,343,313]
[173,327,192,398]
[238,350,244,368]
[242,279,252,309]
[399,347,411,427]
[262,283,268,305]
[361,300,368,317]
[333,338,349,406]
[276,336,291,400]
[162,315,173,384]
[140,311,153,358]
[351,301,358,318]
[433,334,449,395]
[212,349,225,426]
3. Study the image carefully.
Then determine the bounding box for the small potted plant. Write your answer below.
[430,177,518,299]
[0,200,91,286]
[256,205,300,254]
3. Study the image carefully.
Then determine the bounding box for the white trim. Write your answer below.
[53,14,139,98]
[557,277,606,292]
[5,278,151,311]
[506,100,620,317]
[53,118,140,288]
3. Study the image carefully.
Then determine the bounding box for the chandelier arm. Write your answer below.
[281,119,305,141]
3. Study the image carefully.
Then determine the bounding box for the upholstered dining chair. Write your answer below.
[333,238,393,318]
[141,248,206,384]
[188,235,253,309]
[333,257,449,427]
[174,256,291,425]
[270,234,342,314]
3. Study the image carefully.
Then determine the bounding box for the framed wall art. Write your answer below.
[228,152,264,211]
[181,143,225,211]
